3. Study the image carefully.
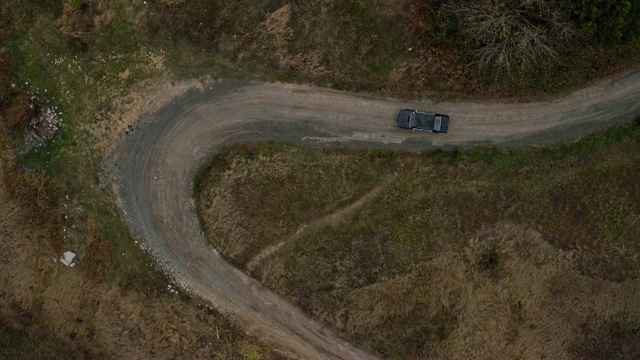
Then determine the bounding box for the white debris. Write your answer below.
[24,106,62,150]
[60,251,76,267]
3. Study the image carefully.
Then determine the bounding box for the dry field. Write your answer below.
[0,137,290,358]
[196,133,640,359]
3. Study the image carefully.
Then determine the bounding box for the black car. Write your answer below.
[396,109,449,133]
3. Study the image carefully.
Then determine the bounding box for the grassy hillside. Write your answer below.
[195,122,640,358]
[0,0,289,357]
[1,0,639,358]
[143,0,640,99]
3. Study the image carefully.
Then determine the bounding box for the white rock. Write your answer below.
[60,251,76,267]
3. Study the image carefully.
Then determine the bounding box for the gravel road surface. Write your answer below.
[112,72,640,359]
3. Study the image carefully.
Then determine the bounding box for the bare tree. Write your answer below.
[448,0,574,78]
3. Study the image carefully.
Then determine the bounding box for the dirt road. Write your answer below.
[112,72,640,359]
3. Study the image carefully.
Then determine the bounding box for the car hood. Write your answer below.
[396,109,413,129]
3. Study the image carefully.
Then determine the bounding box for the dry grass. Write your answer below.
[246,174,396,273]
[144,0,640,99]
[1,2,293,355]
[196,143,389,268]
[196,125,640,359]
[2,93,33,130]
[447,0,574,78]
[3,0,640,357]
[0,138,290,359]
[347,223,640,359]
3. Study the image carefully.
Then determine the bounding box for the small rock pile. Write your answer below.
[24,104,63,151]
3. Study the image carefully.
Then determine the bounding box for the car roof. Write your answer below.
[414,111,435,130]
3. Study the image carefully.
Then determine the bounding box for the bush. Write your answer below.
[55,1,95,39]
[2,93,34,131]
[562,0,640,44]
[448,0,574,77]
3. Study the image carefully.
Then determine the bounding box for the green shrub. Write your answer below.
[562,0,640,44]
[69,0,81,11]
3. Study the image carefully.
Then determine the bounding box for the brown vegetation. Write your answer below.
[346,224,640,359]
[196,145,387,268]
[55,1,95,39]
[140,0,640,99]
[0,137,290,359]
[0,1,290,351]
[3,0,640,357]
[196,133,640,359]
[2,93,34,131]
[448,0,574,77]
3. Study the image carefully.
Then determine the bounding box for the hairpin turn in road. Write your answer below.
[113,71,640,359]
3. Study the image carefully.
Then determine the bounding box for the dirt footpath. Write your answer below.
[111,71,640,359]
